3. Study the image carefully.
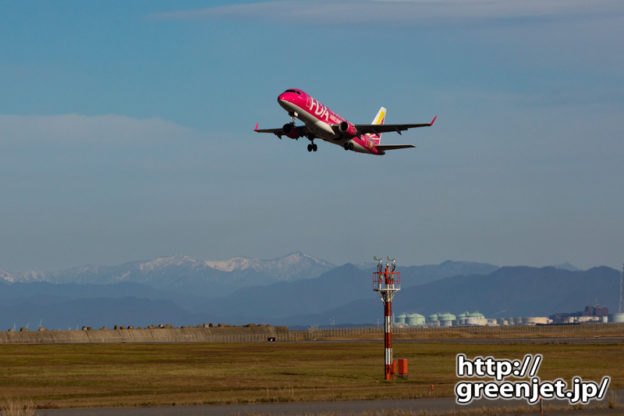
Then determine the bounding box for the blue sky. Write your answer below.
[1,0,623,271]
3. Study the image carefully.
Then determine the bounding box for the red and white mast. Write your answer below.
[373,256,401,381]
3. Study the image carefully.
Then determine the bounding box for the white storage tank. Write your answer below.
[609,313,624,323]
[438,313,456,327]
[523,317,550,325]
[466,312,487,326]
[427,313,440,327]
[407,313,426,326]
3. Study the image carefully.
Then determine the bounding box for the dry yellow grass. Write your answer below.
[0,341,622,409]
[0,399,36,416]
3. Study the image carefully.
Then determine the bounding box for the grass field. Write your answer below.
[0,341,622,409]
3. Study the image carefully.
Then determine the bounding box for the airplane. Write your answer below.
[254,88,436,155]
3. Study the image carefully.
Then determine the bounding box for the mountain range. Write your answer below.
[0,253,620,329]
[0,252,334,297]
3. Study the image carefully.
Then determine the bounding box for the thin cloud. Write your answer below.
[0,114,194,145]
[149,0,624,23]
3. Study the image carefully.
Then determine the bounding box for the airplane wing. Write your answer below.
[355,116,437,135]
[376,144,415,151]
[254,123,284,139]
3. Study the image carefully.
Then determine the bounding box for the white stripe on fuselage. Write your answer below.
[279,100,336,140]
[279,99,374,154]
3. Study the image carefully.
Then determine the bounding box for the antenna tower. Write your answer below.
[619,263,623,313]
[373,256,401,380]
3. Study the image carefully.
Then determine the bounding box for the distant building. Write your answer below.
[397,307,609,327]
[550,305,609,324]
[583,305,609,317]
[523,317,551,325]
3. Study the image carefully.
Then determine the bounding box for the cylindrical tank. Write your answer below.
[427,313,440,327]
[395,313,407,325]
[523,317,549,325]
[438,313,456,327]
[407,313,425,326]
[466,312,486,326]
[609,313,624,323]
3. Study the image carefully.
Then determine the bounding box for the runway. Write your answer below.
[38,390,623,416]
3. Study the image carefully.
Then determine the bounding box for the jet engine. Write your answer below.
[282,123,304,139]
[338,121,357,137]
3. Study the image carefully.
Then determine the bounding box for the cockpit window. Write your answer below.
[284,89,301,95]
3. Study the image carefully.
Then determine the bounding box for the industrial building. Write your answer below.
[396,304,624,327]
[550,305,610,324]
[396,311,504,327]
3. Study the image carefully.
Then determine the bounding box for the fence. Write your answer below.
[1,323,621,344]
[280,323,624,341]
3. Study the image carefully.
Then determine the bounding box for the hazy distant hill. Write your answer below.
[285,266,621,326]
[198,263,371,321]
[399,260,499,288]
[197,260,500,323]
[0,296,192,330]
[0,281,167,300]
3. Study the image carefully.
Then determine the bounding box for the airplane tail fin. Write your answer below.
[369,106,386,143]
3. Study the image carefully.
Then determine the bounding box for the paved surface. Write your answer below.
[37,390,623,416]
[396,336,624,344]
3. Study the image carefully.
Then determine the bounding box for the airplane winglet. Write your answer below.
[430,116,437,126]
[254,122,259,131]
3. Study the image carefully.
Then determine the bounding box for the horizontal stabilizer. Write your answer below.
[376,144,415,151]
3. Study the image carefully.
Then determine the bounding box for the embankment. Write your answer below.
[1,323,623,344]
[0,325,290,344]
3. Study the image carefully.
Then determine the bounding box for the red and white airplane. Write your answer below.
[255,89,436,155]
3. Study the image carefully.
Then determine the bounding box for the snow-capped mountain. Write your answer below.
[203,252,333,280]
[0,252,335,296]
[0,269,16,283]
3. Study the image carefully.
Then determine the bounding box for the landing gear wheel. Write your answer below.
[307,144,313,152]
[312,144,318,152]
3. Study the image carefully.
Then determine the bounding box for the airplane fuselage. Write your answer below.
[277,89,384,155]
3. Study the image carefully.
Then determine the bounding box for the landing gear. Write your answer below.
[344,142,354,151]
[307,136,317,152]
